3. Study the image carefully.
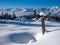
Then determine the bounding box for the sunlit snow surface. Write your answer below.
[0,20,60,45]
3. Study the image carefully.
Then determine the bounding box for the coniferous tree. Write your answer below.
[12,11,16,20]
[4,13,9,19]
[34,9,36,16]
[8,14,12,20]
[47,12,51,21]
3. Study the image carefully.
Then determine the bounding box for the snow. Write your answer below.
[39,12,46,16]
[0,6,60,17]
[0,20,60,45]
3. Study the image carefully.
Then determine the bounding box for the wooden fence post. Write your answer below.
[40,12,46,35]
[41,15,46,35]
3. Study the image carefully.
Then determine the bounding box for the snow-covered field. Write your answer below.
[0,20,60,45]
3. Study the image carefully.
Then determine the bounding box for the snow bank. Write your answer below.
[0,20,60,45]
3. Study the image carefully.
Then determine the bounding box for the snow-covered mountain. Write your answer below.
[0,6,60,17]
[49,6,60,16]
[0,7,34,16]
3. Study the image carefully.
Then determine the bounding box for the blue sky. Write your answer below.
[0,0,60,8]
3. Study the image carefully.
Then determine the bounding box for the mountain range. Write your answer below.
[0,6,60,17]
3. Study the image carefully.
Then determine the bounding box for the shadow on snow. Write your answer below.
[0,20,60,27]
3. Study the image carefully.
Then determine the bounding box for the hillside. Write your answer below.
[0,20,60,45]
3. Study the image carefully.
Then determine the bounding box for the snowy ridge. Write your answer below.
[0,6,60,16]
[49,6,60,16]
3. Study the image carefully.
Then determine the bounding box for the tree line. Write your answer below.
[0,11,60,22]
[0,12,17,20]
